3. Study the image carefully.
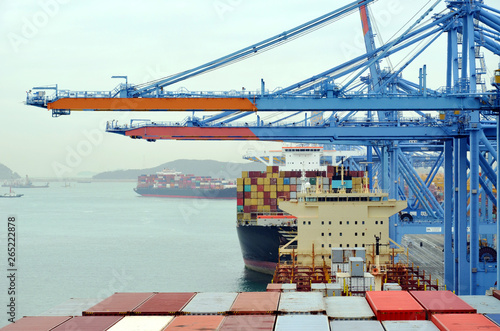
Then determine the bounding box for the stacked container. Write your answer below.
[237,166,367,222]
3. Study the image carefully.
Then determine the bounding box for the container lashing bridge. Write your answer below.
[26,0,500,295]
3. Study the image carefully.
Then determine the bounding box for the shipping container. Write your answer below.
[0,316,72,331]
[83,293,154,316]
[431,313,499,330]
[275,315,329,331]
[230,292,280,315]
[410,291,476,318]
[181,292,238,315]
[486,314,500,326]
[266,284,282,292]
[132,292,195,315]
[325,296,375,320]
[311,283,326,296]
[51,316,123,331]
[281,284,297,292]
[278,292,326,314]
[219,315,276,331]
[382,320,440,330]
[330,320,384,330]
[164,315,224,330]
[107,316,173,330]
[365,291,426,321]
[326,283,342,297]
[41,298,102,316]
[494,290,500,301]
[459,295,500,314]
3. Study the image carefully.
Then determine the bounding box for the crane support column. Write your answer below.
[470,115,480,294]
[497,115,500,289]
[444,139,454,290]
[389,143,400,244]
[458,137,470,294]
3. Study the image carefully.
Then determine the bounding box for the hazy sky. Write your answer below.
[1,0,499,178]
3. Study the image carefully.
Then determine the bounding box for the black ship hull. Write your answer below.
[236,224,296,274]
[134,187,236,199]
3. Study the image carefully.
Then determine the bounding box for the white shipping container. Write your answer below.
[281,284,297,292]
[107,316,174,331]
[331,320,384,330]
[383,283,402,291]
[459,295,500,314]
[278,292,326,313]
[382,320,440,331]
[331,263,348,274]
[181,292,238,315]
[325,283,342,297]
[275,315,330,331]
[325,297,376,320]
[311,283,326,296]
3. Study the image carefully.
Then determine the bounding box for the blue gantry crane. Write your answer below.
[26,0,500,295]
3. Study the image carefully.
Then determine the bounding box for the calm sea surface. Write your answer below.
[0,182,271,327]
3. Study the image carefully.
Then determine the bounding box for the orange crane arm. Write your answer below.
[47,97,257,111]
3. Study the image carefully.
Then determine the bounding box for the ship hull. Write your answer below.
[134,187,236,199]
[236,224,296,274]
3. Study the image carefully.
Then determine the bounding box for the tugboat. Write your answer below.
[0,187,23,198]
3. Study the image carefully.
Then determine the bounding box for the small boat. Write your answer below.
[0,187,23,198]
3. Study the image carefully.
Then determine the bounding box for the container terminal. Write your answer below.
[19,0,500,329]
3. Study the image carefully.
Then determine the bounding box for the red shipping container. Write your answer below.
[251,178,258,185]
[273,166,279,173]
[431,313,499,330]
[237,199,244,206]
[237,192,244,199]
[165,316,224,330]
[133,292,196,315]
[409,291,476,318]
[284,192,290,199]
[270,199,277,206]
[244,206,251,213]
[264,199,271,205]
[83,293,154,316]
[51,316,123,331]
[220,315,276,331]
[244,192,251,199]
[0,316,72,331]
[365,291,426,321]
[250,206,258,212]
[258,185,264,191]
[229,292,280,315]
[264,192,271,199]
[267,284,282,292]
[270,178,277,185]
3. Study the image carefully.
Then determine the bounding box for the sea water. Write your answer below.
[0,182,271,327]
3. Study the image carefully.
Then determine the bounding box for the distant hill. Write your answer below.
[93,159,266,180]
[0,163,20,180]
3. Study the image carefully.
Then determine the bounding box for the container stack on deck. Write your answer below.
[4,290,500,330]
[137,173,233,190]
[236,166,367,221]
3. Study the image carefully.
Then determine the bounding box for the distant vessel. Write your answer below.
[134,169,237,199]
[2,175,48,188]
[0,187,23,198]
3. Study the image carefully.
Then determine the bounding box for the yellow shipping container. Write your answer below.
[262,205,271,212]
[243,213,251,220]
[277,178,284,185]
[244,178,251,185]
[257,199,264,206]
[284,185,290,192]
[267,166,274,173]
[237,184,244,192]
[257,178,264,185]
[270,185,277,192]
[277,185,284,192]
[257,191,264,199]
[237,178,244,185]
[264,178,271,185]
[242,171,249,178]
[251,185,257,192]
[273,173,279,179]
[264,185,271,192]
[251,199,258,205]
[279,171,286,178]
[271,191,277,199]
[251,192,258,199]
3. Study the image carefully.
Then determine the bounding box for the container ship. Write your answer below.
[2,175,49,188]
[236,146,369,274]
[134,169,237,199]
